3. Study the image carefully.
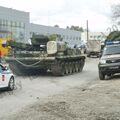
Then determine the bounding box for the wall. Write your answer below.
[0,6,30,43]
[30,23,81,47]
[81,32,108,43]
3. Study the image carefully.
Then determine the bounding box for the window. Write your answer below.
[73,37,75,40]
[66,36,68,40]
[8,21,11,26]
[0,19,1,25]
[6,20,8,26]
[103,45,120,56]
[1,19,5,25]
[12,21,15,27]
[90,36,93,38]
[21,22,25,28]
[94,36,96,39]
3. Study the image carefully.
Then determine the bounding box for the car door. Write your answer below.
[0,65,2,87]
[0,64,9,88]
[0,64,4,87]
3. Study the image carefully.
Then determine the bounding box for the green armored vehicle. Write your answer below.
[5,34,85,76]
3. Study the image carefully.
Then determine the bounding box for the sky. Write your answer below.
[0,0,120,32]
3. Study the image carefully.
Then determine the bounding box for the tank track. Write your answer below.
[9,62,47,76]
[51,58,85,76]
[7,57,85,76]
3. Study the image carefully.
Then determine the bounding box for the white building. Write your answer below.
[0,6,81,47]
[0,6,29,43]
[30,24,81,47]
[81,32,108,43]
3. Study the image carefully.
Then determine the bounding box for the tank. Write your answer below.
[5,34,85,76]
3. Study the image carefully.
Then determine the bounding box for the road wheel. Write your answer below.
[8,77,15,91]
[41,69,47,74]
[51,63,60,76]
[79,59,85,72]
[78,62,81,72]
[60,63,65,76]
[107,74,112,77]
[99,70,105,80]
[75,62,79,72]
[65,63,69,75]
[87,54,90,57]
[68,63,72,74]
[107,74,114,78]
[97,54,100,58]
[72,62,75,73]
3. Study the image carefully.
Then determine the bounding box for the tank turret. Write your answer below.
[31,34,49,46]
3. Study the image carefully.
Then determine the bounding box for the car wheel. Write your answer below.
[8,77,15,91]
[97,55,100,58]
[107,74,112,77]
[99,70,105,80]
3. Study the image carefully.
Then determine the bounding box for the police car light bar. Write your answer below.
[105,41,120,45]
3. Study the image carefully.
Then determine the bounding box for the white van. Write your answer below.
[0,63,15,90]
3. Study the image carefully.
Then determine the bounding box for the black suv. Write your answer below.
[98,44,120,80]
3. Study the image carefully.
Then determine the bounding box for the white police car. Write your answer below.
[0,63,15,90]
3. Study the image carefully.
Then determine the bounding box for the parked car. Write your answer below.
[0,63,15,90]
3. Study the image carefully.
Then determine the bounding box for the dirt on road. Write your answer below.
[3,75,120,120]
[1,58,120,120]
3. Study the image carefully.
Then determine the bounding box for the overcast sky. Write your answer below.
[0,0,120,32]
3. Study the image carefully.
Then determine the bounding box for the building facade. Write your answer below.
[81,32,108,43]
[0,6,81,47]
[30,24,81,47]
[0,6,30,43]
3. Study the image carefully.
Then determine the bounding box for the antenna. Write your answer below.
[87,20,89,42]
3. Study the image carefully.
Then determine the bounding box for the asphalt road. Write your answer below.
[0,57,99,119]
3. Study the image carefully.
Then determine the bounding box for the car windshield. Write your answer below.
[103,45,120,56]
[0,64,8,71]
[0,64,4,72]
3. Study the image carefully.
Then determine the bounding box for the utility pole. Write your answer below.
[87,20,89,42]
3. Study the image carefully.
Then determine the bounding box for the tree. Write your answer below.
[66,26,70,29]
[54,25,59,28]
[111,4,120,24]
[78,27,84,32]
[66,25,84,32]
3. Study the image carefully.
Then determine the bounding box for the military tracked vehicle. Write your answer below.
[5,34,85,76]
